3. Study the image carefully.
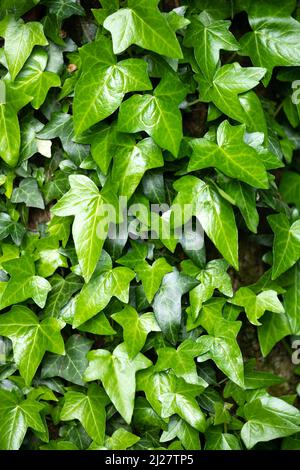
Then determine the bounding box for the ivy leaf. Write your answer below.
[152,270,198,344]
[111,137,163,200]
[173,176,239,269]
[160,416,201,450]
[205,428,241,450]
[196,301,244,387]
[0,389,45,450]
[112,306,160,359]
[42,334,92,386]
[0,255,51,309]
[258,311,292,357]
[103,0,182,58]
[159,390,206,432]
[219,179,259,233]
[196,63,266,128]
[52,175,119,283]
[0,80,32,167]
[84,343,152,424]
[73,37,152,135]
[104,428,140,451]
[42,0,85,20]
[15,49,60,109]
[0,212,26,246]
[230,287,284,325]
[70,251,135,327]
[189,121,269,189]
[0,15,48,80]
[118,74,187,156]
[0,305,65,385]
[155,338,208,387]
[187,259,233,320]
[44,273,82,318]
[184,11,239,79]
[11,177,45,209]
[284,263,300,335]
[241,394,300,449]
[134,258,173,303]
[239,17,300,85]
[0,0,41,18]
[60,384,108,444]
[268,213,300,279]
[37,113,89,165]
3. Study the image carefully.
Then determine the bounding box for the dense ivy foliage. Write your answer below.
[0,0,300,451]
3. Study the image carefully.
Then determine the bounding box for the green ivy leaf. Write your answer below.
[134,258,173,303]
[0,15,48,81]
[160,416,201,450]
[0,255,52,309]
[11,177,45,209]
[184,11,239,79]
[0,305,65,385]
[52,175,119,282]
[70,251,135,327]
[73,37,152,135]
[60,384,108,444]
[187,259,233,320]
[153,270,198,344]
[112,306,160,359]
[239,17,300,85]
[42,334,92,385]
[196,63,266,128]
[84,343,152,424]
[173,176,239,269]
[189,121,269,189]
[0,389,45,450]
[103,0,182,58]
[42,0,85,20]
[231,286,284,325]
[44,273,82,318]
[118,74,187,156]
[268,213,300,279]
[15,49,60,109]
[241,393,300,449]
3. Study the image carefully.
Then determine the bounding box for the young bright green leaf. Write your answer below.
[173,176,239,269]
[60,384,108,444]
[112,306,160,359]
[0,15,48,80]
[196,63,266,128]
[84,343,152,424]
[241,394,300,449]
[205,428,241,450]
[73,37,152,135]
[231,286,284,325]
[43,273,82,318]
[0,255,51,309]
[189,121,269,189]
[187,259,233,320]
[52,175,119,282]
[103,0,182,58]
[268,213,300,279]
[0,305,65,385]
[111,137,163,200]
[239,17,300,85]
[258,311,292,357]
[196,302,244,387]
[160,416,201,450]
[135,258,173,303]
[0,389,45,450]
[159,391,206,432]
[184,12,239,79]
[0,81,32,166]
[118,74,187,156]
[70,251,135,327]
[15,49,60,109]
[155,338,208,387]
